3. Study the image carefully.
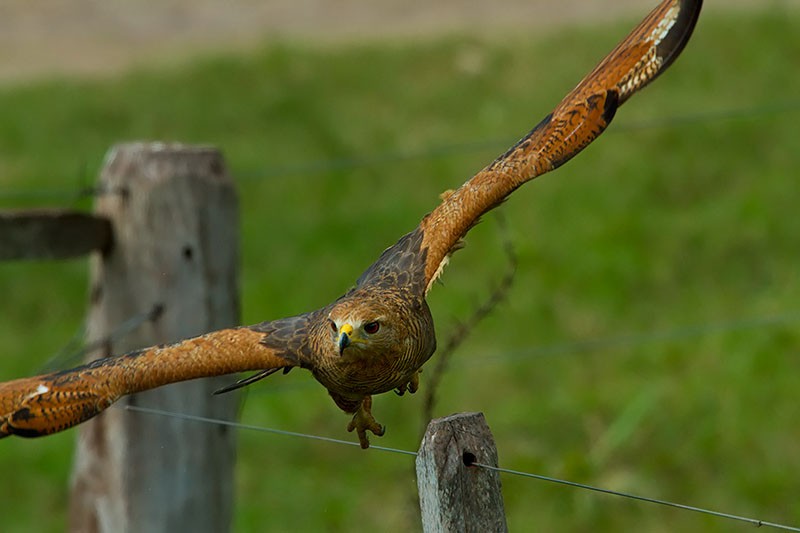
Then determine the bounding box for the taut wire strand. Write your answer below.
[125,404,417,456]
[2,100,798,203]
[473,462,800,533]
[125,404,800,532]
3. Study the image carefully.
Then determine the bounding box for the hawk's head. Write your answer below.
[326,295,398,357]
[319,287,436,386]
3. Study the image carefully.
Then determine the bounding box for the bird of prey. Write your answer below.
[0,0,702,448]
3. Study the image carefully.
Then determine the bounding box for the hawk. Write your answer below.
[0,0,702,448]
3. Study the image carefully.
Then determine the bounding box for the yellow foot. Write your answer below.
[346,396,385,449]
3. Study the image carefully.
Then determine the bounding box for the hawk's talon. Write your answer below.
[394,370,421,396]
[408,370,420,394]
[346,396,385,449]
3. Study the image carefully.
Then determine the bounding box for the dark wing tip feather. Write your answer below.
[618,0,703,104]
[657,0,703,73]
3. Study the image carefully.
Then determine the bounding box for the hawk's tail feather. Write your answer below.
[213,367,287,395]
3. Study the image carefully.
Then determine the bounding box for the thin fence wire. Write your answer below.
[126,405,800,532]
[473,462,800,533]
[1,99,798,203]
[39,303,164,373]
[234,98,800,181]
[474,310,800,365]
[125,405,417,456]
[617,98,800,131]
[233,309,800,398]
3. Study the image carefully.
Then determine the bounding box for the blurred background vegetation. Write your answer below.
[0,2,799,531]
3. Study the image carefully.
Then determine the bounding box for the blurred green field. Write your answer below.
[1,5,799,532]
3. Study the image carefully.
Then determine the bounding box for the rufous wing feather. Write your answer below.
[0,327,295,438]
[419,0,702,291]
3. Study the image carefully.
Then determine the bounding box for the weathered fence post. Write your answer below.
[69,143,240,533]
[416,412,508,532]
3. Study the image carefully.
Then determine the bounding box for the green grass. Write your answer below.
[1,6,800,531]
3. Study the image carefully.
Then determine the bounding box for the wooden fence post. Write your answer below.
[69,143,241,533]
[416,412,508,533]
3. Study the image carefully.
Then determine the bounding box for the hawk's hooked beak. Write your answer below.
[338,323,353,355]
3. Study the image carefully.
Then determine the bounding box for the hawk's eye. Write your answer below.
[363,321,380,335]
[329,320,338,333]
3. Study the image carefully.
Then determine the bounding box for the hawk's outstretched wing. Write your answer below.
[417,0,702,291]
[0,327,296,438]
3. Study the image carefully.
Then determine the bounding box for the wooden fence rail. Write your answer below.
[0,209,111,260]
